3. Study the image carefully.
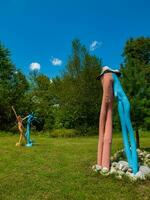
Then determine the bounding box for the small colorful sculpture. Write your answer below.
[25,113,35,147]
[12,107,37,147]
[12,106,27,146]
[96,66,138,174]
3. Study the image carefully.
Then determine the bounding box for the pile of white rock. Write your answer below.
[93,149,150,181]
[110,160,150,181]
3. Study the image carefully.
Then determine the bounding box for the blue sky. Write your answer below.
[0,0,150,78]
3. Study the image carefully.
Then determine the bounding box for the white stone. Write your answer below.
[126,172,137,181]
[146,154,150,159]
[127,168,132,173]
[92,164,102,172]
[100,167,110,176]
[118,170,124,176]
[101,167,109,173]
[122,166,129,172]
[139,166,150,175]
[112,162,118,167]
[126,171,133,177]
[110,167,117,174]
[118,161,129,170]
[137,149,141,153]
[135,171,146,180]
[116,175,122,179]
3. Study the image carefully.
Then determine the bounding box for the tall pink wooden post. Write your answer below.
[97,72,114,170]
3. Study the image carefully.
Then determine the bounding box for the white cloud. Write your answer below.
[30,62,41,71]
[51,57,62,66]
[89,40,102,51]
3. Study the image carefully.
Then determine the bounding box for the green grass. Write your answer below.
[0,132,150,200]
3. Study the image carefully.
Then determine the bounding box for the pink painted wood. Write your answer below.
[97,73,114,170]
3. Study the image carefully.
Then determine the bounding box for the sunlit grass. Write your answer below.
[0,132,149,200]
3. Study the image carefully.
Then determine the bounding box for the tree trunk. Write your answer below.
[135,129,140,149]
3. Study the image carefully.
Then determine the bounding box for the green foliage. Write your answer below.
[0,40,102,133]
[26,73,55,129]
[0,42,29,130]
[123,37,150,64]
[1,37,150,134]
[52,39,102,131]
[121,37,150,131]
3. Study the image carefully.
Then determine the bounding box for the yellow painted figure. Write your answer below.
[12,106,27,146]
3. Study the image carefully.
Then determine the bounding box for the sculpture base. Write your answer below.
[26,143,33,147]
[93,149,150,181]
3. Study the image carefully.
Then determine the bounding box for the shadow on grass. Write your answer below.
[32,143,49,147]
[141,147,150,152]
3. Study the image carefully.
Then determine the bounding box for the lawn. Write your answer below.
[0,132,150,200]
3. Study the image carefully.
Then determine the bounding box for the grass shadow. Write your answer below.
[141,147,150,152]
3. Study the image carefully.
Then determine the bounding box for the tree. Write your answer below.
[28,73,55,129]
[53,39,102,132]
[121,37,150,147]
[0,42,29,130]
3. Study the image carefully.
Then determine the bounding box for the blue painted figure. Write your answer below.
[25,113,34,147]
[112,73,139,174]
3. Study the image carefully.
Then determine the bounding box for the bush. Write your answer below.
[76,126,98,136]
[0,131,13,136]
[48,128,81,138]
